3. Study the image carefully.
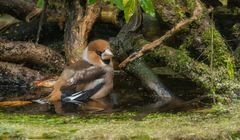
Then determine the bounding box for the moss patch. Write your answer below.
[0,127,25,139]
[1,102,240,139]
[202,27,234,79]
[153,0,196,25]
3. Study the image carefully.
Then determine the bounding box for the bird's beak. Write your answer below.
[101,49,114,60]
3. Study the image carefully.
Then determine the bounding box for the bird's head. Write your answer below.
[82,39,114,67]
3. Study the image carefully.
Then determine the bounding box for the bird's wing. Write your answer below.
[61,59,106,86]
[62,83,104,104]
[67,66,107,85]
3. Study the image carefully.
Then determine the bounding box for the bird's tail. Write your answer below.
[62,83,104,105]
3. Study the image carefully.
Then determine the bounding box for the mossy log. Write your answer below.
[113,0,239,99]
[152,0,234,79]
[152,45,240,96]
[122,34,240,97]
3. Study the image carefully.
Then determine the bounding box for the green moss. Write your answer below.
[152,0,187,24]
[1,102,240,139]
[202,27,234,79]
[151,45,240,96]
[175,6,186,19]
[183,0,196,13]
[0,127,25,139]
[153,0,198,24]
[179,35,194,49]
[0,112,136,125]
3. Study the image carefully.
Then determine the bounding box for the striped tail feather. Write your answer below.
[62,83,104,104]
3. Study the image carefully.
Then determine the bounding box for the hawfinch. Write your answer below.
[46,39,114,104]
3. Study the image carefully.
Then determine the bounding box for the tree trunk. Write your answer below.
[64,0,101,63]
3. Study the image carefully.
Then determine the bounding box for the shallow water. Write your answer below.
[0,72,204,115]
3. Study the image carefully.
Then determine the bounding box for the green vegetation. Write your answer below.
[202,27,234,79]
[0,102,240,139]
[108,0,156,22]
[36,0,45,8]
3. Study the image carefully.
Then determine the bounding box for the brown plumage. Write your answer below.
[46,39,114,103]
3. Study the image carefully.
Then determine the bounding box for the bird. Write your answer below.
[43,39,114,107]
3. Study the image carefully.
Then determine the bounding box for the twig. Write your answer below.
[119,0,203,68]
[36,0,48,44]
[0,101,32,107]
[210,13,216,104]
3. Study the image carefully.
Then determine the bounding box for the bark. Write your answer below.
[64,0,101,63]
[0,39,65,71]
[0,0,42,22]
[0,61,45,83]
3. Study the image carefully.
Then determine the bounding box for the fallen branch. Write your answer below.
[36,0,48,43]
[0,0,42,22]
[0,39,65,71]
[0,101,32,107]
[119,0,203,68]
[0,61,45,83]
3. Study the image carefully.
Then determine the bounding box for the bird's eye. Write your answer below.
[96,50,102,56]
